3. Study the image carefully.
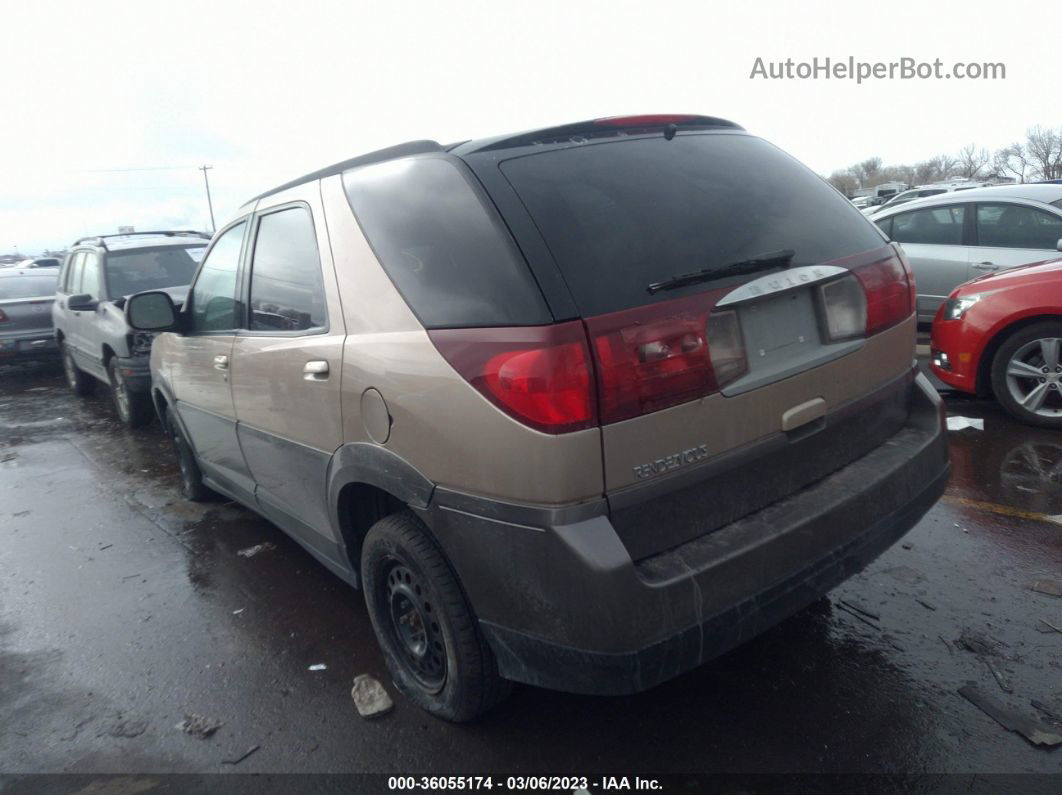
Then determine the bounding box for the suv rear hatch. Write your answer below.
[480,125,916,557]
[344,121,917,558]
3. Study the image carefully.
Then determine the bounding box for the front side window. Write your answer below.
[891,206,965,246]
[248,207,326,332]
[189,222,246,332]
[105,245,205,297]
[976,203,1062,249]
[79,253,101,299]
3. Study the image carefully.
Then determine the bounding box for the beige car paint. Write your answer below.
[157,170,918,512]
[228,182,347,456]
[319,175,606,507]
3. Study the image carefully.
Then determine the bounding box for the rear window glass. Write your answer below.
[105,245,205,297]
[500,134,888,315]
[343,156,550,328]
[0,273,58,299]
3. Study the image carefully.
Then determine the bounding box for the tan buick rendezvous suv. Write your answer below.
[127,114,950,721]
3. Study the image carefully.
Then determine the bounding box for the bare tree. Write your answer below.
[992,143,1031,183]
[956,144,990,179]
[827,169,859,196]
[1026,126,1062,181]
[850,157,883,187]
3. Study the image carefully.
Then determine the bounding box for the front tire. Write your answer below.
[361,511,511,721]
[62,344,95,397]
[991,321,1062,428]
[165,406,210,501]
[107,358,153,428]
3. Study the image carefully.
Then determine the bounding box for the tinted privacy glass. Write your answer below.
[249,207,326,331]
[976,203,1062,249]
[0,274,58,299]
[343,156,550,328]
[891,206,965,246]
[190,222,245,332]
[499,134,886,315]
[105,245,205,297]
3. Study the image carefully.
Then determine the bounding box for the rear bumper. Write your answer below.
[425,370,950,695]
[115,355,152,392]
[0,333,58,360]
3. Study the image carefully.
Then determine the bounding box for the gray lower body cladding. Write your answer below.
[423,370,949,695]
[609,369,914,561]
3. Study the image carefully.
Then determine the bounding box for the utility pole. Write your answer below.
[199,165,216,233]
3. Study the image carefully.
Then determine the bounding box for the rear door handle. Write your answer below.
[972,261,998,271]
[303,360,329,381]
[213,354,229,371]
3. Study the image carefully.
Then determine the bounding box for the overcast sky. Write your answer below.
[2,0,1058,253]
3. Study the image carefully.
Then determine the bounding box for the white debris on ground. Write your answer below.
[308,663,327,671]
[946,416,984,431]
[236,542,276,558]
[351,674,393,718]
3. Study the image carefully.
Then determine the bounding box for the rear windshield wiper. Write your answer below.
[646,249,796,295]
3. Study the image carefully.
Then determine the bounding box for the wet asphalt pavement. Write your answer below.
[1,356,1060,779]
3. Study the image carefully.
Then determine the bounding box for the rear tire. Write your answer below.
[62,344,95,397]
[165,406,210,502]
[108,358,153,428]
[361,511,511,721]
[990,321,1062,428]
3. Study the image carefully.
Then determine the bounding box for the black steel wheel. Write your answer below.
[362,511,511,721]
[384,561,447,692]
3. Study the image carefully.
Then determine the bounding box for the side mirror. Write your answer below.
[127,291,178,331]
[67,293,99,312]
[1056,238,1062,252]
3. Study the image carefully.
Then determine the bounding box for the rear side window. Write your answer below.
[976,203,1062,249]
[499,134,886,315]
[343,156,550,328]
[248,206,326,332]
[0,274,58,299]
[105,245,205,297]
[891,206,965,246]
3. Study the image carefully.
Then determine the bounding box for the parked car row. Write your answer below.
[9,116,955,721]
[869,184,1062,321]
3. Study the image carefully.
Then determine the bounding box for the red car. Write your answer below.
[931,255,1062,426]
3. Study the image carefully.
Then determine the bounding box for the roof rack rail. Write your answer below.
[244,140,443,205]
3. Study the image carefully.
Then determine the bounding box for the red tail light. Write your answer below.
[850,250,913,335]
[428,321,596,434]
[593,114,703,127]
[584,288,743,424]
